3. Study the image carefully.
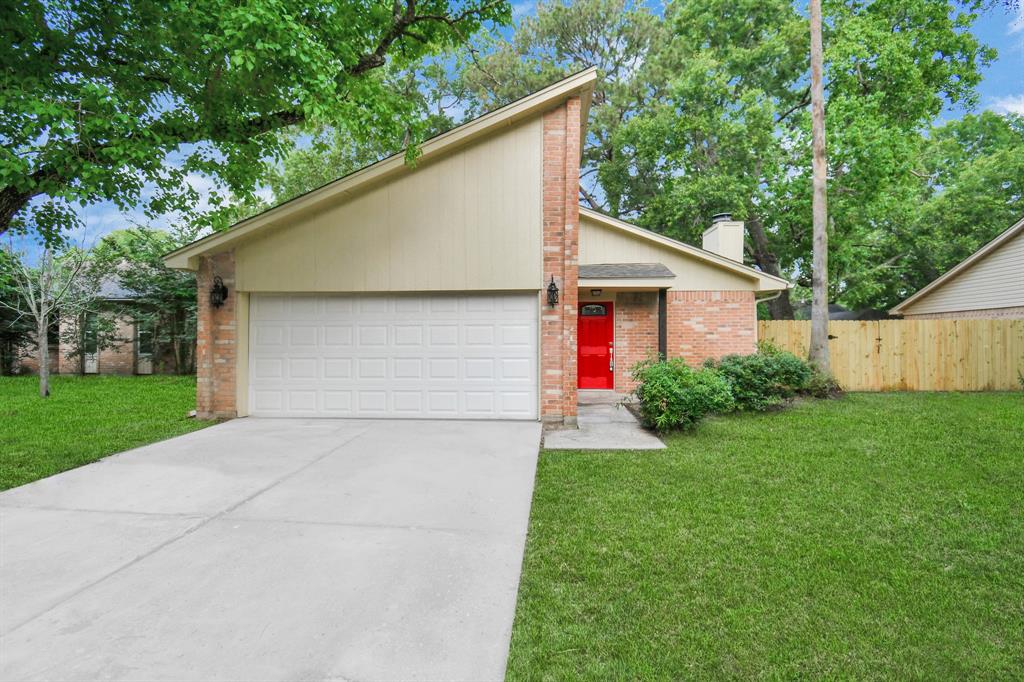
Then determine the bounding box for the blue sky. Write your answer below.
[12,1,1024,257]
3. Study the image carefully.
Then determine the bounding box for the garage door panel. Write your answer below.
[249,293,538,419]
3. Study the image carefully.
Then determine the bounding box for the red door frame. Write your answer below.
[577,301,614,389]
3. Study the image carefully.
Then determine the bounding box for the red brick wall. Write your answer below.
[540,97,581,424]
[196,251,237,419]
[13,333,57,374]
[613,292,659,391]
[667,290,756,366]
[103,317,137,375]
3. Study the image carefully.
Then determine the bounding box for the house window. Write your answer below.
[581,304,607,316]
[82,313,99,354]
[137,323,153,356]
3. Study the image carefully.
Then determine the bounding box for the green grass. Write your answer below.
[507,393,1024,680]
[0,375,210,491]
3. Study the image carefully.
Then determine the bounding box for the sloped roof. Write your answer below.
[164,68,598,271]
[889,215,1024,314]
[98,277,137,300]
[579,263,675,279]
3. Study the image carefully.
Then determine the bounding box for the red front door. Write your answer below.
[578,301,614,389]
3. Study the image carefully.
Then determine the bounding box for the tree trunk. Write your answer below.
[37,316,50,397]
[746,215,796,319]
[808,0,831,372]
[0,187,37,239]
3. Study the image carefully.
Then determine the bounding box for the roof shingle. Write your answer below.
[578,263,675,279]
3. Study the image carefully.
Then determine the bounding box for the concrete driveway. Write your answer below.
[0,418,541,682]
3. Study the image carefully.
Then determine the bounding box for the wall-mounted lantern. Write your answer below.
[547,276,560,308]
[210,275,229,309]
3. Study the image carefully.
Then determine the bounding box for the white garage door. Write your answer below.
[248,293,538,419]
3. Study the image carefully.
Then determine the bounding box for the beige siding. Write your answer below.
[235,117,543,292]
[579,215,755,291]
[902,230,1024,315]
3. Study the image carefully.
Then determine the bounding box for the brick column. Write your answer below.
[540,97,581,424]
[195,251,237,419]
[666,290,756,366]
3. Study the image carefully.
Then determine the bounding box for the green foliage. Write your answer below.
[90,227,200,374]
[704,350,814,411]
[0,0,510,242]
[0,251,35,374]
[616,0,995,316]
[631,356,734,431]
[267,69,459,203]
[445,0,668,211]
[443,0,1003,317]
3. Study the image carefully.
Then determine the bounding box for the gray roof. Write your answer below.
[98,276,138,300]
[578,263,675,279]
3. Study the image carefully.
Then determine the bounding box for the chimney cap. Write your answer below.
[711,212,733,224]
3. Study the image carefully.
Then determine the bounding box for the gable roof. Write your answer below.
[164,68,598,270]
[889,215,1024,314]
[579,208,791,292]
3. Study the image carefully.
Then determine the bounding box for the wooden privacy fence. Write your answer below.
[757,319,1024,391]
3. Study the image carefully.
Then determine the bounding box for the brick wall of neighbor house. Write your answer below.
[56,316,79,374]
[196,251,237,419]
[102,317,137,375]
[13,336,58,375]
[902,306,1024,319]
[667,290,757,366]
[540,96,581,424]
[613,292,659,392]
[56,315,136,375]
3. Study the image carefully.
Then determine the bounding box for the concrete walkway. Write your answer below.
[0,418,541,682]
[543,390,665,450]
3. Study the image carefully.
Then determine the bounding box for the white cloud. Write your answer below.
[1010,6,1024,34]
[990,94,1024,115]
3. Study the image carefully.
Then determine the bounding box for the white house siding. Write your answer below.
[234,117,543,293]
[901,230,1024,317]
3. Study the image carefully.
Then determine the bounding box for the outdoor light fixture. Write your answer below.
[547,276,560,308]
[210,275,229,309]
[590,289,603,296]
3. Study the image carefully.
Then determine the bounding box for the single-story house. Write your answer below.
[890,216,1024,319]
[164,68,789,423]
[15,278,159,376]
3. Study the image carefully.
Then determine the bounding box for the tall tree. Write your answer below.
[0,0,509,243]
[448,0,668,211]
[91,227,200,374]
[832,111,1024,311]
[615,0,993,318]
[807,0,829,370]
[267,69,457,203]
[0,246,98,396]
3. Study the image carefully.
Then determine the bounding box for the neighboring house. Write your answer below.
[890,216,1024,319]
[15,278,158,376]
[164,69,790,423]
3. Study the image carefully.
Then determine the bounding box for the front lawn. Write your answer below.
[0,375,208,491]
[507,393,1024,679]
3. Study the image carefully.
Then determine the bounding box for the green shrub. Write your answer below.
[805,367,843,398]
[631,357,735,432]
[704,350,813,411]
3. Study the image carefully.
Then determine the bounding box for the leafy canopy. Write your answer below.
[0,0,510,243]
